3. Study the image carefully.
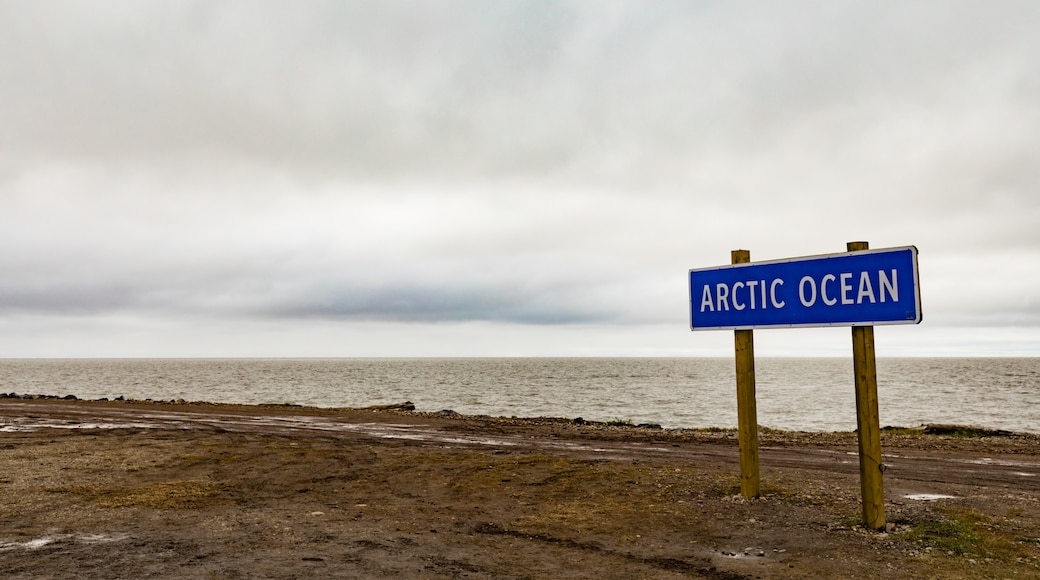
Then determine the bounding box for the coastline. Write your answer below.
[3,392,1038,447]
[4,357,1036,435]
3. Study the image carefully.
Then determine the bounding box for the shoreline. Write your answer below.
[4,357,1037,436]
[3,394,1039,457]
[2,391,1036,438]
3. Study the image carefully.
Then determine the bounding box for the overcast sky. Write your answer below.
[2,1,1038,357]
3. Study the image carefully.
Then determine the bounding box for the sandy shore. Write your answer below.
[2,398,1038,579]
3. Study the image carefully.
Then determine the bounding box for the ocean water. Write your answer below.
[0,358,1037,434]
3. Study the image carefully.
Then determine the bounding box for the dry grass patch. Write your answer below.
[54,480,224,509]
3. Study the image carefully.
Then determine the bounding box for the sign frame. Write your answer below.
[689,245,921,331]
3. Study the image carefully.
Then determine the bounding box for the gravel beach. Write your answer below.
[2,398,1038,579]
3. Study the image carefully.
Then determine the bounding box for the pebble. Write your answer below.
[725,547,769,558]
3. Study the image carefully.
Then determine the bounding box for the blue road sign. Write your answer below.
[689,246,921,330]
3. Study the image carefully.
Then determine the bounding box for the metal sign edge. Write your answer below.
[687,245,918,275]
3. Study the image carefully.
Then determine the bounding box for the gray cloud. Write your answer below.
[6,2,1034,182]
[2,1,1039,355]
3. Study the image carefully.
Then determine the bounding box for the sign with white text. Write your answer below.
[689,246,921,330]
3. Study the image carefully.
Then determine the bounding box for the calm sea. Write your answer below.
[0,358,1037,434]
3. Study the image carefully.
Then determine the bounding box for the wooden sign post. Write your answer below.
[732,249,760,498]
[848,241,886,529]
